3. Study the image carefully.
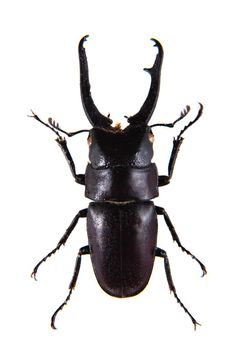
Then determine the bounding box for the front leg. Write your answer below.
[158,136,184,186]
[56,138,85,185]
[159,103,203,187]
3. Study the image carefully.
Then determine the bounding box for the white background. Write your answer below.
[1,0,232,349]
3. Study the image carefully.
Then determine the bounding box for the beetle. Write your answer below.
[29,35,206,329]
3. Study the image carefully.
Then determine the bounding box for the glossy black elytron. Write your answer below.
[29,35,206,329]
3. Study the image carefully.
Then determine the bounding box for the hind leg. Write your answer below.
[51,245,90,329]
[155,247,200,330]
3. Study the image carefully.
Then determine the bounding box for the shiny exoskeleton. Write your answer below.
[29,35,207,329]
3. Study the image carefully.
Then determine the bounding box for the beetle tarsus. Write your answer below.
[31,243,63,280]
[173,290,201,331]
[31,244,61,281]
[51,289,73,329]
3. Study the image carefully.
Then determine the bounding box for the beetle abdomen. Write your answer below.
[87,201,157,297]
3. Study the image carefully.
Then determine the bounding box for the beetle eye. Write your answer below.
[148,132,154,143]
[87,135,92,146]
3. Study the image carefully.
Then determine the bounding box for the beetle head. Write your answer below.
[87,125,154,169]
[79,35,163,169]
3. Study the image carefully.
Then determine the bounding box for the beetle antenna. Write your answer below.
[176,103,203,139]
[28,110,62,139]
[48,118,90,137]
[150,105,191,128]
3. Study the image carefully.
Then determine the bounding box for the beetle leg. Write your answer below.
[158,136,184,186]
[158,103,203,187]
[55,137,85,185]
[155,247,201,330]
[31,209,87,280]
[155,206,207,277]
[51,245,90,329]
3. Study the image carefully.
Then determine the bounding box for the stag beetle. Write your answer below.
[29,35,206,329]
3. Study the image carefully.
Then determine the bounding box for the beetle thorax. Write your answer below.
[88,126,154,169]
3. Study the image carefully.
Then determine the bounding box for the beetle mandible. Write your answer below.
[29,35,207,329]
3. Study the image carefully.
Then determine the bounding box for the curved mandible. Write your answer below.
[127,38,164,126]
[79,35,113,128]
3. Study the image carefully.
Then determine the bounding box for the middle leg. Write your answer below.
[155,205,207,276]
[31,208,88,280]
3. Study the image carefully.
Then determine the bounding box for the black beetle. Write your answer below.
[29,35,206,329]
